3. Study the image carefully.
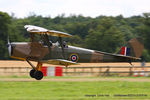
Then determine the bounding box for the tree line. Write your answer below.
[0,11,150,61]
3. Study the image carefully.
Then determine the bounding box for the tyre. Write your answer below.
[29,69,36,78]
[34,71,43,80]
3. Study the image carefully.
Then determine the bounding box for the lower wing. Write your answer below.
[40,59,77,67]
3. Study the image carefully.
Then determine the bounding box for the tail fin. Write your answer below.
[119,38,144,58]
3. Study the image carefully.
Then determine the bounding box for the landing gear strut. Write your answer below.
[27,59,44,80]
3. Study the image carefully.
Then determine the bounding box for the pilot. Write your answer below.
[49,41,53,47]
[55,41,60,46]
[55,41,68,48]
[63,41,68,48]
[39,40,44,45]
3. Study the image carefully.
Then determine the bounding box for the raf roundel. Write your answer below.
[70,54,79,62]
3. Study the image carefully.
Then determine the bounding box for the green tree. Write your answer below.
[66,35,83,47]
[0,11,11,59]
[85,18,125,53]
[137,13,150,60]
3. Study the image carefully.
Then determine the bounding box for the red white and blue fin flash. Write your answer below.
[121,47,130,56]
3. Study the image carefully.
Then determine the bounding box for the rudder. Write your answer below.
[119,38,144,58]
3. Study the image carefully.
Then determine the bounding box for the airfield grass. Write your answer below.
[0,77,150,100]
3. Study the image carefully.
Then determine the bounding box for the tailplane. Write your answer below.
[119,38,144,58]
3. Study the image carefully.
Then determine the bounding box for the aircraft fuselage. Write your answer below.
[10,42,134,63]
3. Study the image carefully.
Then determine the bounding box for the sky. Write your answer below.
[0,0,150,18]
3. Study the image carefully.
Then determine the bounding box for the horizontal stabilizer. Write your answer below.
[24,25,72,37]
[96,50,141,62]
[40,59,77,66]
[114,54,141,61]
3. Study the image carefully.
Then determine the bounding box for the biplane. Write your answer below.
[8,25,144,80]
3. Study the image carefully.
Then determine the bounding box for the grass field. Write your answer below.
[0,76,150,100]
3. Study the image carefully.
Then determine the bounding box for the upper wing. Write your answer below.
[40,59,78,66]
[24,25,72,37]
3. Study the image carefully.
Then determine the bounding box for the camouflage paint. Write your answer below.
[10,41,141,64]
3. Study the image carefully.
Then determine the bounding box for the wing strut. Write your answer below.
[43,34,52,57]
[58,37,65,59]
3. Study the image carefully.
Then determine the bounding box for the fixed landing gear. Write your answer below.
[30,69,36,78]
[29,69,43,80]
[26,59,44,80]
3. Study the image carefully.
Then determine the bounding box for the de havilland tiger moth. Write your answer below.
[7,25,144,80]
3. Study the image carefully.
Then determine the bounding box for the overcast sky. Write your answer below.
[0,0,150,18]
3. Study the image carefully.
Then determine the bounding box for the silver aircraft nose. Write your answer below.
[7,38,13,56]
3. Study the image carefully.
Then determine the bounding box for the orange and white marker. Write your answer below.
[133,71,138,77]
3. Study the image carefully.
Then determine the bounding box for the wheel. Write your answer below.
[29,69,36,78]
[34,71,43,80]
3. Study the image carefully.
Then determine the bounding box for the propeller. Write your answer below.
[7,36,12,56]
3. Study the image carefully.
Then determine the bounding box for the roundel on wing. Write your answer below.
[69,54,79,62]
